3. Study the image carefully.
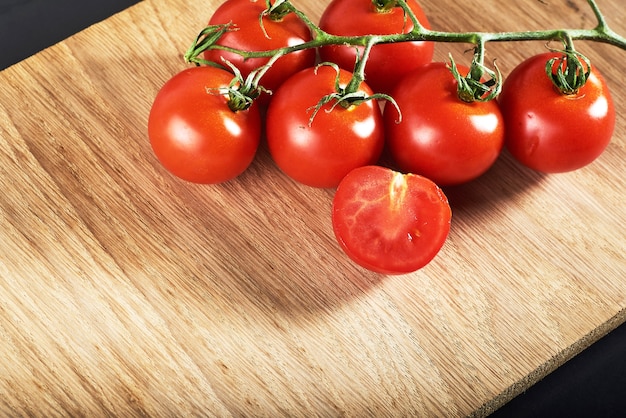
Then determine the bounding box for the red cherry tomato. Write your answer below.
[384,62,505,186]
[332,165,451,274]
[266,66,385,188]
[204,0,316,97]
[319,0,434,94]
[148,66,261,184]
[499,52,615,173]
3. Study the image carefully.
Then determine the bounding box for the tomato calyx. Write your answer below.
[262,0,293,21]
[545,45,591,95]
[213,59,273,112]
[221,73,258,112]
[371,0,398,13]
[307,62,400,125]
[448,53,502,103]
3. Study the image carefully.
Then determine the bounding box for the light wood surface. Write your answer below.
[0,0,624,416]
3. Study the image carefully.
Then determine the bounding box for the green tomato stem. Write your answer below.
[186,0,626,101]
[189,0,626,60]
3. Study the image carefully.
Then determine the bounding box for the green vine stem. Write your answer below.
[186,0,626,102]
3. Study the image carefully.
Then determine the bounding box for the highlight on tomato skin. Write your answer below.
[331,165,452,275]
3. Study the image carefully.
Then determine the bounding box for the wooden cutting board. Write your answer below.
[0,0,624,416]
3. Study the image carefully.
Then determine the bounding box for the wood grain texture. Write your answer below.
[0,0,624,416]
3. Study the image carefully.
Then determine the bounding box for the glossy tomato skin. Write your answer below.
[332,165,451,274]
[266,66,385,188]
[204,0,316,97]
[319,0,434,94]
[499,52,615,173]
[384,62,505,186]
[148,66,261,184]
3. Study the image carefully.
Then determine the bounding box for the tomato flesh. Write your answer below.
[332,166,451,274]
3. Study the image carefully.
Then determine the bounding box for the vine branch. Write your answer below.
[185,0,626,104]
[187,0,626,64]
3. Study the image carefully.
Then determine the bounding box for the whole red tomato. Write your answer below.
[148,66,261,184]
[499,52,615,173]
[384,62,505,186]
[332,165,451,274]
[266,66,385,188]
[204,0,316,98]
[319,0,434,94]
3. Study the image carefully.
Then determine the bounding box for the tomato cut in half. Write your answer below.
[332,165,451,274]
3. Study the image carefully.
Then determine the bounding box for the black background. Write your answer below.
[0,0,141,68]
[1,0,625,416]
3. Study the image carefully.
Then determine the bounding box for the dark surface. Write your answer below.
[493,323,626,417]
[0,0,142,70]
[1,1,626,416]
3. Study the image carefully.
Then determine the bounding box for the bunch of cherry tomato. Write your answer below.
[148,0,616,274]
